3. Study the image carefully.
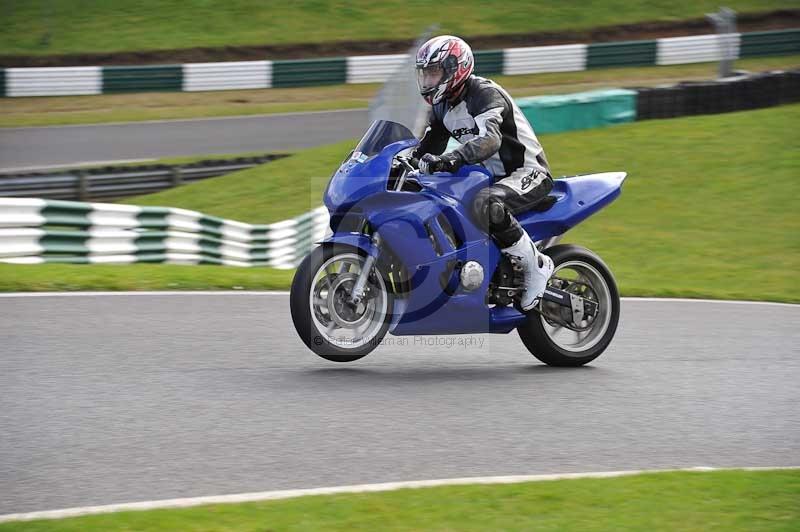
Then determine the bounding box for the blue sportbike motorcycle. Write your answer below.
[291,120,626,366]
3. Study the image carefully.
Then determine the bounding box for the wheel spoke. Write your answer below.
[325,262,339,279]
[352,313,376,341]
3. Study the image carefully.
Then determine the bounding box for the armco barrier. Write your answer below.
[183,61,272,92]
[0,198,329,268]
[2,29,797,97]
[587,40,658,68]
[0,154,287,201]
[473,50,504,76]
[7,66,102,97]
[656,34,741,65]
[740,29,800,57]
[271,57,347,87]
[347,54,408,84]
[103,65,183,93]
[503,44,587,75]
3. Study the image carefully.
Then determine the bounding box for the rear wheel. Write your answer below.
[290,244,393,362]
[517,244,620,366]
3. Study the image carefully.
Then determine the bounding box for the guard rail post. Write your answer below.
[76,170,89,201]
[170,167,183,188]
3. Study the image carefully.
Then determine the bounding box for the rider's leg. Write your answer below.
[472,170,554,311]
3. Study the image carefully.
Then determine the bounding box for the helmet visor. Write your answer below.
[416,64,446,94]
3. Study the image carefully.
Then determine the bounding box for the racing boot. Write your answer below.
[502,232,554,312]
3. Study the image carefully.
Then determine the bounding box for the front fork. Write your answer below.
[349,233,381,304]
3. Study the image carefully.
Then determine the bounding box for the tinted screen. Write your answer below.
[353,120,416,157]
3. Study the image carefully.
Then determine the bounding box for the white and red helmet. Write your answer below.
[415,35,474,105]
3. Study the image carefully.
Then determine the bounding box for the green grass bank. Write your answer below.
[4,105,798,302]
[2,1,792,56]
[1,469,797,531]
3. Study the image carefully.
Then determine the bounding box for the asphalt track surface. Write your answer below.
[0,109,368,171]
[1,293,798,515]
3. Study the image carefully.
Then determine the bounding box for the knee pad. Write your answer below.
[472,189,492,227]
[487,199,507,226]
[473,187,521,246]
[473,188,507,223]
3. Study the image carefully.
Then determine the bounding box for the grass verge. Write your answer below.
[2,1,790,55]
[1,469,798,531]
[120,139,351,223]
[0,263,293,292]
[0,55,797,128]
[4,105,799,302]
[6,152,284,173]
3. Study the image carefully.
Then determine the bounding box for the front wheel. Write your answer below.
[290,244,393,362]
[518,244,620,366]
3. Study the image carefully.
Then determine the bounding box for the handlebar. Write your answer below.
[394,156,420,191]
[395,155,418,171]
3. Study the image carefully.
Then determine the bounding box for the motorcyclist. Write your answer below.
[413,35,555,311]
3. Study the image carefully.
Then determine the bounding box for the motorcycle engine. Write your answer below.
[486,256,522,306]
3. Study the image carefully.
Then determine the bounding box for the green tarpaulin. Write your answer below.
[516,89,638,134]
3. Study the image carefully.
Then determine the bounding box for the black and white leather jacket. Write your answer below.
[414,75,550,179]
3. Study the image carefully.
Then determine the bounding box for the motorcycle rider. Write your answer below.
[413,35,555,311]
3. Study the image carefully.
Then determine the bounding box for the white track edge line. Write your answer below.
[0,292,795,307]
[1,466,797,523]
[1,107,367,131]
[621,297,798,307]
[0,159,156,173]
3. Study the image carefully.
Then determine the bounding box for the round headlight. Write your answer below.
[460,261,484,291]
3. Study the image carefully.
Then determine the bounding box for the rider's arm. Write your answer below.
[450,87,507,166]
[413,111,450,158]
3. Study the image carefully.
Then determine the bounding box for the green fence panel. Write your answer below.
[473,50,504,76]
[587,40,657,68]
[740,29,800,58]
[0,68,5,97]
[103,65,182,93]
[271,58,347,87]
[516,89,637,134]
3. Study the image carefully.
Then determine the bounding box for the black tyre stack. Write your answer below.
[632,69,800,119]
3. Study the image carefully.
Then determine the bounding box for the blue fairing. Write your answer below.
[324,138,418,213]
[518,172,627,240]
[321,121,626,336]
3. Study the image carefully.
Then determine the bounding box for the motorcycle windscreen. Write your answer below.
[353,120,416,158]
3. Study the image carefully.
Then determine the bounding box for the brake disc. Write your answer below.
[327,273,372,329]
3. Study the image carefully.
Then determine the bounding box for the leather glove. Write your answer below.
[419,152,462,174]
